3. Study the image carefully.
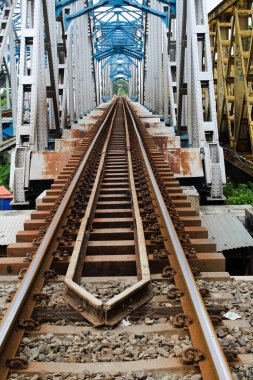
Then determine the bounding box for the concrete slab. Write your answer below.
[181,186,200,214]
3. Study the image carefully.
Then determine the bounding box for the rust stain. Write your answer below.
[89,116,102,120]
[154,136,181,150]
[30,151,72,180]
[42,152,71,178]
[155,137,167,151]
[146,122,161,128]
[162,148,203,177]
[55,139,80,153]
[69,130,87,139]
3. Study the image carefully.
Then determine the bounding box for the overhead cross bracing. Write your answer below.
[0,0,226,204]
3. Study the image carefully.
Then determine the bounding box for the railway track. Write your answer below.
[0,98,251,380]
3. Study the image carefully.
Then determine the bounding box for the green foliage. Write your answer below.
[113,80,128,96]
[0,152,10,189]
[224,178,253,206]
[0,162,10,189]
[1,89,7,108]
[1,96,6,107]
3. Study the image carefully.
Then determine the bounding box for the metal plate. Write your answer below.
[30,151,72,180]
[162,148,203,178]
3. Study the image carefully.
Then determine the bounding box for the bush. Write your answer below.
[0,163,10,189]
[224,178,253,206]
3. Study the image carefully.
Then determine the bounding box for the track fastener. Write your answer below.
[162,266,176,279]
[199,287,210,298]
[44,269,58,279]
[32,237,43,247]
[7,290,16,302]
[210,315,223,326]
[18,319,40,331]
[6,357,28,369]
[23,251,36,262]
[18,268,27,279]
[190,266,201,277]
[52,250,69,261]
[184,248,197,259]
[167,287,184,300]
[33,292,50,303]
[223,349,238,362]
[173,313,193,329]
[182,347,204,366]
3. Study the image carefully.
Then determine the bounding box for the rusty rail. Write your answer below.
[0,97,235,380]
[124,99,234,380]
[64,99,152,325]
[0,100,118,367]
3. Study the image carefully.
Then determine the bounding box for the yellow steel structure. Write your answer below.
[209,0,253,174]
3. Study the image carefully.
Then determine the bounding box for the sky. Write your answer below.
[207,0,222,12]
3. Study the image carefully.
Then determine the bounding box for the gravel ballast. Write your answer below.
[8,372,203,380]
[0,282,19,316]
[17,331,191,363]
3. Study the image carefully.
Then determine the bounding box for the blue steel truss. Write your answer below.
[55,0,176,87]
[0,1,21,61]
[2,0,176,86]
[1,0,175,87]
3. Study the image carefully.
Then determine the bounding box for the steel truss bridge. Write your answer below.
[209,0,253,177]
[0,0,251,205]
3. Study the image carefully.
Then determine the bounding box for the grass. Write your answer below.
[224,178,253,206]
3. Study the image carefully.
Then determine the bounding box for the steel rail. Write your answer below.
[0,99,118,355]
[64,102,120,323]
[64,100,152,326]
[124,99,233,380]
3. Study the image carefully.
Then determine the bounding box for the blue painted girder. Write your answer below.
[56,0,169,28]
[55,0,176,87]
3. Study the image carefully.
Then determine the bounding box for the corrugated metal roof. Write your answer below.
[201,213,253,252]
[0,211,32,245]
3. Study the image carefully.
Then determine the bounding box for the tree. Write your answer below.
[112,80,128,96]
